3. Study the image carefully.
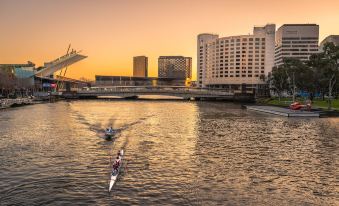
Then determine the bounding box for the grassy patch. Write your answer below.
[263,97,339,110]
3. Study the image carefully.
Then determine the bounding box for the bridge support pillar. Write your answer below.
[124,96,138,99]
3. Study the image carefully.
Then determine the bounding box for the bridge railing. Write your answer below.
[78,86,233,96]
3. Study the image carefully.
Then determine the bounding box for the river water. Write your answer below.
[0,100,338,205]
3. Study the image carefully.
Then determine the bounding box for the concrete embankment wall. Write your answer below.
[0,98,35,109]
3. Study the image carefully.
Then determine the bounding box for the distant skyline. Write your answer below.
[1,0,339,80]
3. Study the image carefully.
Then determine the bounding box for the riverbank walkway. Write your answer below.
[0,98,34,109]
[245,105,320,117]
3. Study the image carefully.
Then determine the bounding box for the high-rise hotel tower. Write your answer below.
[275,24,319,66]
[197,24,275,89]
[133,56,148,77]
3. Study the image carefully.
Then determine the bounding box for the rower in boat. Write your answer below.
[109,150,124,192]
[112,153,121,173]
[106,126,113,133]
[105,127,115,137]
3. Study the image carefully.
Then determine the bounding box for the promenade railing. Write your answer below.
[78,86,234,96]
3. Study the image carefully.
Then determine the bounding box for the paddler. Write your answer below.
[112,155,121,171]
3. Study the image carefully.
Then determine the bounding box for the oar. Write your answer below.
[122,160,128,175]
[107,156,112,192]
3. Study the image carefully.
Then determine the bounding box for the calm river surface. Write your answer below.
[0,100,338,205]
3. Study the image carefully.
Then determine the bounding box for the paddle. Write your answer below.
[107,156,112,192]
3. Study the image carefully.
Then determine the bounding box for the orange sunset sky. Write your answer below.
[1,0,339,80]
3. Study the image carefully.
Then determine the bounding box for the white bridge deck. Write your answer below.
[35,51,87,77]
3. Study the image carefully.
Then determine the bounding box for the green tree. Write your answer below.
[280,58,308,102]
[269,66,289,101]
[322,42,339,109]
[309,42,339,109]
[308,52,329,100]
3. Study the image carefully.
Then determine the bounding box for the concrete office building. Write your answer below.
[0,61,36,86]
[275,24,319,66]
[197,24,276,91]
[320,35,339,51]
[158,56,192,79]
[133,56,148,77]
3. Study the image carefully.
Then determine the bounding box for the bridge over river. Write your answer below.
[64,86,254,102]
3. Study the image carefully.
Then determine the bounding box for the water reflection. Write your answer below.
[0,101,338,205]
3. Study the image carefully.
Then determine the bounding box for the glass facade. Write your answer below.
[158,56,192,79]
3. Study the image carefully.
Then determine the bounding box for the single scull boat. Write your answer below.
[109,149,124,192]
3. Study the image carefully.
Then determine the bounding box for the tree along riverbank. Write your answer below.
[268,42,339,110]
[256,97,338,113]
